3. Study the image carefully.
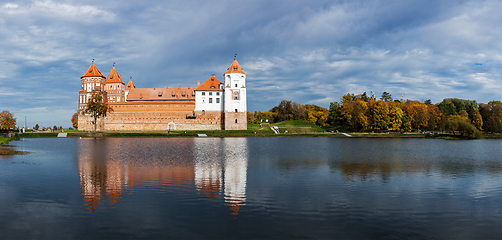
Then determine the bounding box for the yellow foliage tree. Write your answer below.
[411,104,430,130]
[472,111,483,130]
[368,100,390,130]
[0,110,16,129]
[388,105,404,130]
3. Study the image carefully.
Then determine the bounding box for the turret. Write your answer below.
[223,59,247,130]
[78,62,106,111]
[104,67,126,103]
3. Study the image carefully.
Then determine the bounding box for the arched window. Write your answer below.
[202,110,205,115]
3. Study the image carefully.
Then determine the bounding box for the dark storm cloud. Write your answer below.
[1,0,501,126]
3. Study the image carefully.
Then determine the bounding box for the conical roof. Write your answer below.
[125,80,136,90]
[81,63,105,78]
[105,67,125,84]
[225,59,245,74]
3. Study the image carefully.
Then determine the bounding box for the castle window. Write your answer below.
[235,119,238,123]
[209,92,212,96]
[216,98,220,103]
[235,109,238,113]
[202,110,205,115]
[202,92,205,96]
[235,84,238,87]
[216,92,220,96]
[209,98,212,103]
[172,95,175,97]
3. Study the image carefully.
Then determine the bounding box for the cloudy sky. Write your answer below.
[1,0,502,127]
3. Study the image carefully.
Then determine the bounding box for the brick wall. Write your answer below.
[78,101,224,131]
[224,112,247,130]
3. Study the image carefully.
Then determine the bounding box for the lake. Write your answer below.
[1,137,501,239]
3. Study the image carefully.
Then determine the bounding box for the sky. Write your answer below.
[1,0,502,128]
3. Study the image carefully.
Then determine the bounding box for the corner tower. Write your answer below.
[78,62,106,111]
[105,67,125,103]
[223,59,247,130]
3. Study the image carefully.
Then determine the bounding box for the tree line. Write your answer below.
[248,92,502,138]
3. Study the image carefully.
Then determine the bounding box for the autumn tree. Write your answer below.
[427,104,442,131]
[472,111,483,130]
[247,111,256,124]
[479,101,502,132]
[270,100,293,122]
[0,110,16,129]
[81,92,113,132]
[411,104,430,130]
[305,104,329,127]
[367,100,389,130]
[291,102,305,120]
[71,113,79,129]
[388,103,404,130]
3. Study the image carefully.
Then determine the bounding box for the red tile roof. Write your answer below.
[105,67,125,84]
[125,80,136,90]
[195,75,223,91]
[126,87,196,101]
[225,59,245,74]
[81,63,105,78]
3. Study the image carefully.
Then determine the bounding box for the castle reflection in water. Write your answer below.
[77,138,247,215]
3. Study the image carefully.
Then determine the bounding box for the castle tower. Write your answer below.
[124,80,136,102]
[78,63,106,111]
[223,59,247,130]
[105,67,126,103]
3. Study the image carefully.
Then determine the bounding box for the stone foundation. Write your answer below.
[224,112,247,130]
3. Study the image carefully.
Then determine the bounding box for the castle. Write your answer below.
[78,59,247,131]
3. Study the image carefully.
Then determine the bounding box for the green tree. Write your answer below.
[81,92,113,132]
[328,102,340,126]
[34,124,39,130]
[445,115,482,138]
[341,93,354,104]
[0,110,16,129]
[380,92,392,102]
[438,101,456,116]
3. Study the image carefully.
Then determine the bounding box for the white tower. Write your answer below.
[223,58,247,130]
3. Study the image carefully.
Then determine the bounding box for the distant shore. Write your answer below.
[14,130,498,139]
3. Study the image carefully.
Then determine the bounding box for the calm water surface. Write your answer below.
[0,137,501,239]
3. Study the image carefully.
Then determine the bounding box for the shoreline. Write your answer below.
[14,131,490,139]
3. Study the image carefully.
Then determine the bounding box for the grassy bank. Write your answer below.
[15,121,493,139]
[0,135,30,155]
